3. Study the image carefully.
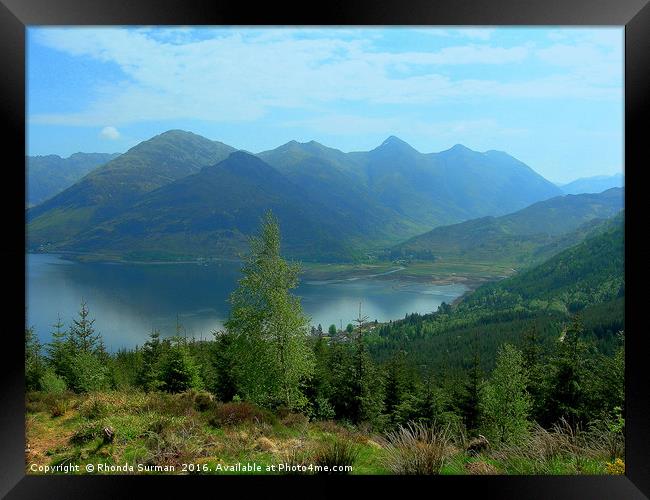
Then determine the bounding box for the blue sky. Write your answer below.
[27,27,623,184]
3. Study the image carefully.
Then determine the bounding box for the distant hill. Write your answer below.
[346,138,562,227]
[369,212,625,374]
[461,211,624,313]
[63,152,364,262]
[27,130,565,262]
[27,130,236,247]
[390,188,624,265]
[560,173,624,195]
[27,152,120,207]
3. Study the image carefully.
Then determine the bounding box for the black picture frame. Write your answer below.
[2,0,648,498]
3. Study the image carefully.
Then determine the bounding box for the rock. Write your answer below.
[466,434,489,456]
[103,427,115,444]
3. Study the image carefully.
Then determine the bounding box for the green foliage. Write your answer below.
[458,353,482,436]
[390,189,622,266]
[381,421,454,475]
[211,332,238,402]
[159,338,203,394]
[39,368,67,394]
[137,330,164,392]
[328,324,338,336]
[312,437,359,474]
[225,211,314,409]
[25,327,45,391]
[480,344,531,445]
[68,300,101,354]
[65,351,111,393]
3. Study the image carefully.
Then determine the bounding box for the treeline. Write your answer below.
[25,211,625,447]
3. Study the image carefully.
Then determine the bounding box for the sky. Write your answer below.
[27,26,624,184]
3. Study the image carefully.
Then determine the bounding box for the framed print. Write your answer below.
[2,0,648,498]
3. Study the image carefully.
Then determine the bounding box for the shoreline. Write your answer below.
[28,251,507,290]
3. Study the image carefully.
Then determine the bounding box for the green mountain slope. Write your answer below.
[259,141,427,245]
[348,139,563,227]
[368,213,625,373]
[26,131,566,261]
[461,211,624,313]
[27,152,120,207]
[27,130,236,248]
[63,152,364,262]
[390,188,623,264]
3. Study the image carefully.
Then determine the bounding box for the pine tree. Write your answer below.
[459,352,482,436]
[160,338,202,393]
[47,314,70,377]
[69,300,100,354]
[225,211,314,409]
[522,324,545,421]
[383,350,409,425]
[212,331,238,401]
[25,327,45,391]
[138,329,164,391]
[544,315,587,427]
[348,303,383,424]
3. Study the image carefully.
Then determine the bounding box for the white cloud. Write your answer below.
[100,126,120,140]
[29,28,622,128]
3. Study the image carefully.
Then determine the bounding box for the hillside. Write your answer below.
[27,152,120,207]
[369,213,625,373]
[63,152,364,262]
[27,131,564,262]
[390,188,623,265]
[348,139,562,227]
[560,173,624,195]
[27,131,236,248]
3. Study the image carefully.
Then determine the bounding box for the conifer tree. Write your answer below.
[160,338,202,393]
[138,329,164,391]
[69,300,100,354]
[544,315,587,427]
[212,331,238,401]
[25,327,45,391]
[459,352,482,436]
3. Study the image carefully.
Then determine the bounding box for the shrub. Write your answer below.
[49,399,70,418]
[281,412,309,428]
[79,396,110,420]
[493,419,609,474]
[312,437,359,474]
[380,422,453,475]
[205,401,276,427]
[62,351,110,393]
[143,418,208,466]
[40,369,67,394]
[69,421,104,444]
[606,458,625,475]
[179,389,217,412]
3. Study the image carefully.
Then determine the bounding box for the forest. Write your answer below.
[25,211,625,475]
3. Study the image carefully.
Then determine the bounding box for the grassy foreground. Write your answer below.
[26,390,624,476]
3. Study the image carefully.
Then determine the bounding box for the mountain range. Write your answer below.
[559,173,624,195]
[390,187,624,266]
[27,152,120,207]
[27,130,576,262]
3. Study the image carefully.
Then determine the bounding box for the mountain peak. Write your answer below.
[446,144,473,153]
[380,135,409,147]
[373,136,418,154]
